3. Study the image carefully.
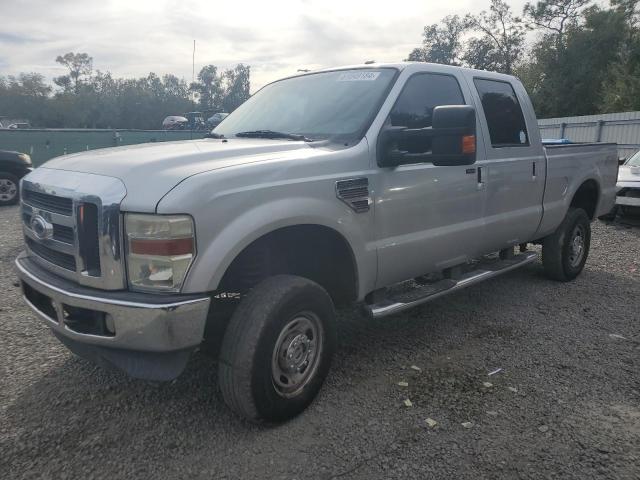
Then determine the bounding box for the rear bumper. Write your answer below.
[15,252,211,380]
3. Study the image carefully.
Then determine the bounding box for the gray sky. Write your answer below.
[0,0,529,91]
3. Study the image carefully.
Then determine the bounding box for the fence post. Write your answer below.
[596,120,605,142]
[560,122,567,138]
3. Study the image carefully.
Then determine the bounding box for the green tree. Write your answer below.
[600,0,640,111]
[222,64,251,112]
[406,15,468,65]
[190,65,224,111]
[521,5,628,117]
[464,0,526,74]
[523,0,592,49]
[53,52,93,93]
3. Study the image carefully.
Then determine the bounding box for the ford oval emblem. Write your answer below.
[30,215,54,240]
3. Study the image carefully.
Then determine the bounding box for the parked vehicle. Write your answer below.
[162,112,208,131]
[15,63,617,422]
[207,112,229,128]
[183,111,207,131]
[0,150,32,206]
[162,115,189,130]
[614,150,640,216]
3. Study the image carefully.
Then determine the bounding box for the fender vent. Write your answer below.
[336,178,370,213]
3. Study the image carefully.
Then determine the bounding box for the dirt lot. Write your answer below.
[1,205,638,480]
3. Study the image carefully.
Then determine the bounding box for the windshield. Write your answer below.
[213,68,397,142]
[627,150,640,166]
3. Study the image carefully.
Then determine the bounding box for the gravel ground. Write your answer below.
[1,205,639,480]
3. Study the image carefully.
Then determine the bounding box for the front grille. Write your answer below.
[21,170,126,290]
[22,190,73,215]
[23,213,75,244]
[26,238,77,271]
[53,224,75,244]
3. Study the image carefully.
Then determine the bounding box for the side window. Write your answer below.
[474,78,529,147]
[389,73,465,154]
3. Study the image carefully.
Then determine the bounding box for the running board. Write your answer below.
[365,251,538,318]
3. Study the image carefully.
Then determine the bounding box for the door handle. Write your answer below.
[477,166,486,190]
[532,161,537,181]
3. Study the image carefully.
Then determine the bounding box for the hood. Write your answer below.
[41,138,313,211]
[618,164,640,184]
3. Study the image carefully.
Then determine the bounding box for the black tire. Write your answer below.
[542,207,591,281]
[0,172,19,206]
[218,275,336,423]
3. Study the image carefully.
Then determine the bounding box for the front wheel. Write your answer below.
[542,207,591,281]
[218,275,336,423]
[0,173,19,206]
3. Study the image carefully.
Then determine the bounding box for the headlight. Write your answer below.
[18,153,32,165]
[125,213,195,292]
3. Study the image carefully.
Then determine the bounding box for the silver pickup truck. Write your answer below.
[15,63,618,422]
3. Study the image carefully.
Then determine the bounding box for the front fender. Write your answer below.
[155,147,376,300]
[183,196,375,298]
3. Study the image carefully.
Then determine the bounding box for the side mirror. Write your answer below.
[378,105,477,167]
[618,158,627,166]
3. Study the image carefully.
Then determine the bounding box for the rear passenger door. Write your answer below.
[470,78,546,248]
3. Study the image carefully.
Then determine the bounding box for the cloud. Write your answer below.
[0,0,529,90]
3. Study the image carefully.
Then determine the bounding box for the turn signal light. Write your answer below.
[462,135,476,154]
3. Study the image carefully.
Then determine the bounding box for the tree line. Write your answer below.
[2,0,637,128]
[0,53,250,129]
[407,0,640,118]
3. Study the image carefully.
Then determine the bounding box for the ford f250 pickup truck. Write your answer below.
[15,63,618,422]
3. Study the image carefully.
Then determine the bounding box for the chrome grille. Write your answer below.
[23,212,74,244]
[26,238,77,271]
[22,190,73,215]
[21,168,127,290]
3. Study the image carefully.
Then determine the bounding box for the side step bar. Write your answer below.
[364,251,538,318]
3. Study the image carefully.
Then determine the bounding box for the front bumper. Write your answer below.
[615,182,640,207]
[15,252,211,380]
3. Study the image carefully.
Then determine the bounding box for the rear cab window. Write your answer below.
[473,78,529,148]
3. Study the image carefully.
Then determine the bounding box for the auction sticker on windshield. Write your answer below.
[337,71,381,82]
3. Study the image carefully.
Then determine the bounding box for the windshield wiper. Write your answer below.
[235,130,313,142]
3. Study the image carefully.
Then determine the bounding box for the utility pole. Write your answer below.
[192,40,196,105]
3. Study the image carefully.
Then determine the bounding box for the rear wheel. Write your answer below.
[0,173,19,206]
[218,275,336,422]
[542,207,591,281]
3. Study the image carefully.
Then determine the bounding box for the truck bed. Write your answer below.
[537,142,618,237]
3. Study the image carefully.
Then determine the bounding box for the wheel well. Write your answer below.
[570,180,599,220]
[218,225,358,306]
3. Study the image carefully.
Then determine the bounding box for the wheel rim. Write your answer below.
[568,224,586,268]
[0,178,17,202]
[271,312,323,398]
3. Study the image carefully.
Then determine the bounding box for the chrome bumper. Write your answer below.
[15,252,211,379]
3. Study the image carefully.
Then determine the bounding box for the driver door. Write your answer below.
[373,72,488,288]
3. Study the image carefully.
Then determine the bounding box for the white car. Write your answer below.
[615,150,640,215]
[161,115,188,130]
